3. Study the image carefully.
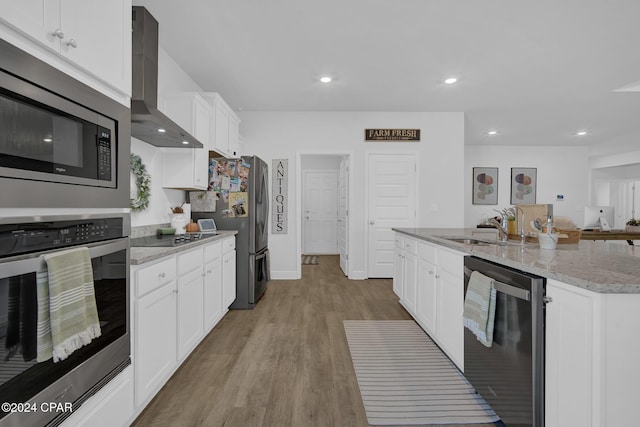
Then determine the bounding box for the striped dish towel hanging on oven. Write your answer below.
[36,247,102,363]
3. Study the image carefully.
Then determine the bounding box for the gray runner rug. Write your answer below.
[343,320,500,426]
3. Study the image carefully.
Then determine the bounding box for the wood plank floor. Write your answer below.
[132,255,497,427]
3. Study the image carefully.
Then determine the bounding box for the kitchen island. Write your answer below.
[395,228,640,292]
[393,228,640,427]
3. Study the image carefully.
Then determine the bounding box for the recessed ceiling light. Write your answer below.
[576,131,588,136]
[320,76,332,83]
[444,77,458,85]
[181,141,189,145]
[488,130,498,135]
[43,138,53,142]
[158,128,166,133]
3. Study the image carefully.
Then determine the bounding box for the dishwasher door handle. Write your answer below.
[493,281,530,301]
[465,266,531,301]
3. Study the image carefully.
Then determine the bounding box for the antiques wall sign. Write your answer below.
[272,159,288,234]
[365,129,420,141]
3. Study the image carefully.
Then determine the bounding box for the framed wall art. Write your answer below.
[472,167,498,205]
[511,167,537,204]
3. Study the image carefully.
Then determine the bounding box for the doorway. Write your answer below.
[298,153,351,278]
[302,170,338,254]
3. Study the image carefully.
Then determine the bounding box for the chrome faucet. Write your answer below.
[488,217,509,242]
[514,205,527,244]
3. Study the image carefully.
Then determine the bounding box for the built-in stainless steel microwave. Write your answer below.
[0,68,116,188]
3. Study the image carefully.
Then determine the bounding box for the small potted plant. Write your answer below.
[626,218,640,232]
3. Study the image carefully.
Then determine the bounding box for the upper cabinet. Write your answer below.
[161,93,212,190]
[162,93,212,146]
[0,0,131,103]
[200,93,241,158]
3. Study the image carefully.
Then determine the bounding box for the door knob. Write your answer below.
[369,220,375,225]
[51,29,65,39]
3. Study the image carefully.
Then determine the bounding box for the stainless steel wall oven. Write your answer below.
[0,38,130,209]
[0,214,130,427]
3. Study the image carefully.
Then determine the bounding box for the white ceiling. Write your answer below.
[136,0,640,153]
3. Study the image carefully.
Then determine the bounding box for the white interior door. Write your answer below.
[303,171,339,254]
[338,157,349,276]
[367,153,417,278]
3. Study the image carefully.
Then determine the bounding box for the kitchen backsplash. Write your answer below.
[131,223,171,238]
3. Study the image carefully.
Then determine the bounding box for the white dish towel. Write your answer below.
[463,270,497,347]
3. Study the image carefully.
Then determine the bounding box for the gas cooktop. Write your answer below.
[130,232,219,248]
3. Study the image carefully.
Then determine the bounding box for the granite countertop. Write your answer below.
[130,230,238,265]
[393,228,640,294]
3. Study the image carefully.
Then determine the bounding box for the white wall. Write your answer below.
[240,111,465,279]
[131,47,203,227]
[465,145,589,227]
[301,155,342,171]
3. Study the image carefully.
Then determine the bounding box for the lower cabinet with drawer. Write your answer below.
[134,257,177,408]
[132,235,236,415]
[394,232,465,371]
[177,248,206,362]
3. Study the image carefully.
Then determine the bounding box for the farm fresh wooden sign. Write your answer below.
[365,129,420,141]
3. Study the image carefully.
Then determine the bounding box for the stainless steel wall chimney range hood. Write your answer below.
[131,7,203,148]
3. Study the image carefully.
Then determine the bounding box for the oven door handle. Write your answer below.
[0,238,128,279]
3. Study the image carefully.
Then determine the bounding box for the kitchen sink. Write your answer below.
[443,237,493,246]
[436,235,517,247]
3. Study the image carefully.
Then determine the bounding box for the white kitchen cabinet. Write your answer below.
[416,242,437,336]
[0,0,131,99]
[61,366,133,427]
[402,238,418,314]
[134,258,177,407]
[434,247,464,370]
[132,236,237,418]
[545,279,640,427]
[162,147,209,190]
[393,232,464,370]
[201,93,241,157]
[213,100,229,155]
[393,235,404,299]
[176,249,205,361]
[203,243,223,332]
[228,114,241,157]
[163,93,213,145]
[435,268,464,369]
[545,279,596,427]
[162,93,212,190]
[222,237,237,308]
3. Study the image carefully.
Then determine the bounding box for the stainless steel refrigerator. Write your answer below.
[192,155,269,309]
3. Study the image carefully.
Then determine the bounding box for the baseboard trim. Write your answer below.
[349,270,366,280]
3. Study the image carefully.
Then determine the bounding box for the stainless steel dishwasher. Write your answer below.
[463,256,547,427]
